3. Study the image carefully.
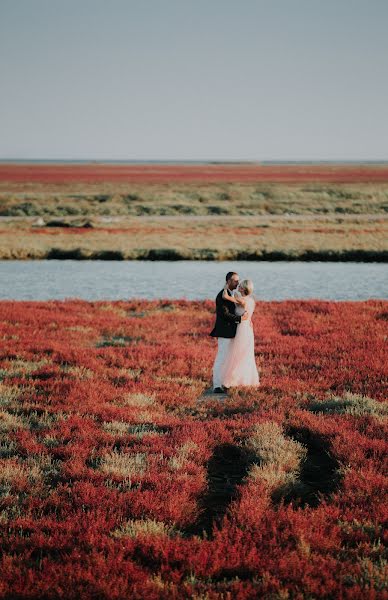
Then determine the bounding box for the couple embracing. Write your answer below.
[210,271,260,393]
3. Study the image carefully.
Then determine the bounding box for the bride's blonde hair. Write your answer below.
[240,279,254,295]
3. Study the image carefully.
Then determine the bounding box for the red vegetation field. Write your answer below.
[1,162,388,183]
[0,299,387,598]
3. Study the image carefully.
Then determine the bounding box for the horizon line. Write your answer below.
[1,158,388,165]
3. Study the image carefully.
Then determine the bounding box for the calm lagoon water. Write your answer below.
[0,260,387,301]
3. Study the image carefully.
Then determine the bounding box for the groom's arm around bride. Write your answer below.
[209,287,246,339]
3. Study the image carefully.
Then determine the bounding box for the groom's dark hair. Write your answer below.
[226,271,238,281]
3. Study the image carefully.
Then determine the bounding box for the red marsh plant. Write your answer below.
[0,298,386,599]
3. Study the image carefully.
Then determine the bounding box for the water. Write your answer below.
[0,261,387,301]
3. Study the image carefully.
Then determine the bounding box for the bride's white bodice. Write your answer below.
[235,303,245,316]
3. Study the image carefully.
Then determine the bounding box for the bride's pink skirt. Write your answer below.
[220,322,260,387]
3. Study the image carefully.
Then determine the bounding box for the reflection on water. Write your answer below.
[0,260,387,301]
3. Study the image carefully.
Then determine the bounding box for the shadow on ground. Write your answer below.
[278,426,343,508]
[183,443,256,538]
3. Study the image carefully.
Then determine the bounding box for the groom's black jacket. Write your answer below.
[210,288,242,339]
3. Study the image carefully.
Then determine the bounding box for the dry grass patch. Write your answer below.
[100,449,148,478]
[24,410,61,431]
[111,519,178,539]
[0,435,18,458]
[246,422,307,491]
[0,358,50,378]
[169,441,199,471]
[96,335,143,348]
[0,456,46,492]
[102,420,131,436]
[102,420,167,439]
[168,454,189,471]
[41,434,61,448]
[26,453,62,481]
[129,423,168,439]
[60,365,94,380]
[345,557,388,592]
[108,368,143,387]
[309,392,388,420]
[0,454,61,495]
[136,410,160,423]
[121,392,156,407]
[0,383,22,406]
[23,456,49,484]
[0,384,65,433]
[0,410,27,433]
[0,459,27,491]
[98,304,128,317]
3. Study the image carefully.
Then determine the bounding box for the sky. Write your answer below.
[0,0,387,161]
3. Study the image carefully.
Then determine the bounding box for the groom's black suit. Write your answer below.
[210,288,242,339]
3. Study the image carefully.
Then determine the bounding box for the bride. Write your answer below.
[220,279,260,388]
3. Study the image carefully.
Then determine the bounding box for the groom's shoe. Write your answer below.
[213,387,224,394]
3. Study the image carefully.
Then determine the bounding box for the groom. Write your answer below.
[210,271,248,393]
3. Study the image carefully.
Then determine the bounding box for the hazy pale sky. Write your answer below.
[1,0,387,160]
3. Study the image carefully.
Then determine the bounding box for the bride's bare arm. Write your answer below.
[222,287,239,304]
[236,296,246,306]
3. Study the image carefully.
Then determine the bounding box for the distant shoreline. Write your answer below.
[1,159,388,165]
[1,249,386,262]
[2,162,388,184]
[1,178,386,262]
